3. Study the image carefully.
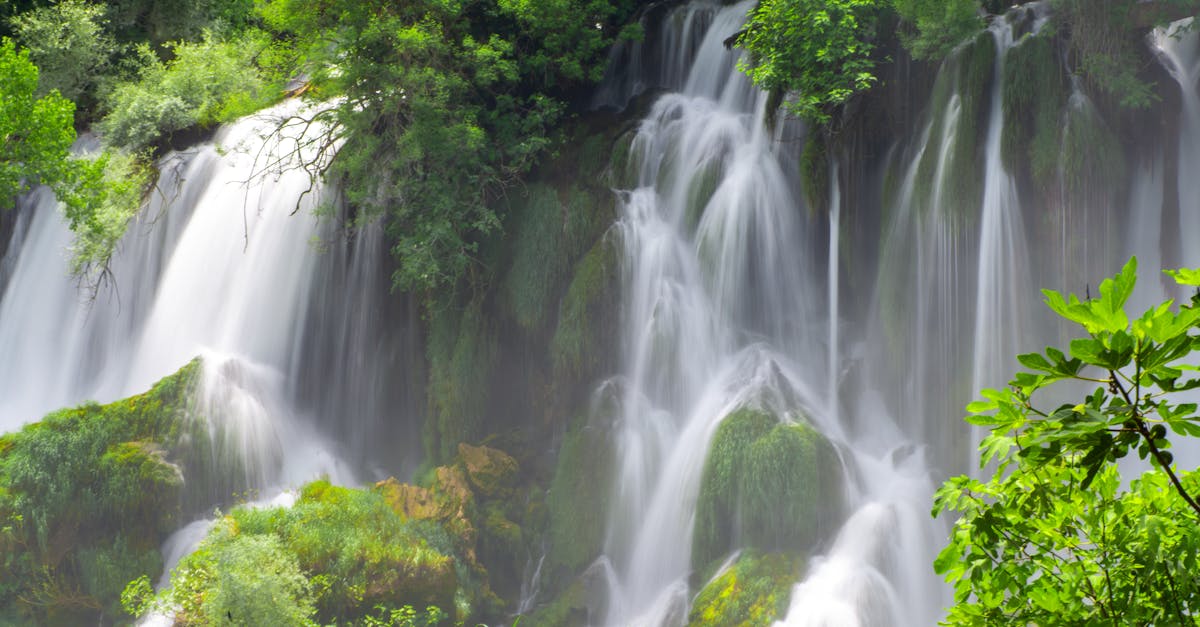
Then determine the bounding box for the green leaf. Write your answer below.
[1166,267,1200,286]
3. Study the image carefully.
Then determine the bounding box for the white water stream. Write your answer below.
[0,100,415,507]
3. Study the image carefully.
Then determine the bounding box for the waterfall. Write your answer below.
[1154,18,1200,271]
[0,100,415,493]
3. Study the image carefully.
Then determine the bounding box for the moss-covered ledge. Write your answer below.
[0,358,203,624]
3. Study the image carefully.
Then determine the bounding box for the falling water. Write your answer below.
[1154,19,1200,271]
[600,2,825,624]
[0,100,418,496]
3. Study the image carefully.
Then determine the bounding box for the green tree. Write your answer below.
[9,0,115,106]
[736,0,885,123]
[892,0,982,60]
[0,38,79,212]
[935,257,1200,624]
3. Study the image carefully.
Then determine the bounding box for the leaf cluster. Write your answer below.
[935,257,1200,624]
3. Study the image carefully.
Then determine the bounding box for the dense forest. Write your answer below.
[2,0,1200,625]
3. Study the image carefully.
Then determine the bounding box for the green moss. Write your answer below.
[693,408,841,578]
[0,359,203,623]
[1001,31,1067,191]
[688,551,800,627]
[503,184,574,332]
[524,578,588,627]
[501,176,614,335]
[551,234,620,379]
[547,407,616,576]
[608,129,639,188]
[800,132,829,215]
[1060,97,1125,211]
[425,295,496,465]
[911,31,995,223]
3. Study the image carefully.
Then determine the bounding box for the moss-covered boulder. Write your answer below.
[688,551,800,627]
[693,408,841,578]
[148,480,461,626]
[458,442,519,498]
[377,443,528,616]
[0,359,203,624]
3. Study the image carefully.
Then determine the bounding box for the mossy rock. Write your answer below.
[693,408,841,578]
[524,577,589,627]
[687,551,800,627]
[457,442,519,499]
[551,233,621,381]
[546,403,617,576]
[0,359,208,623]
[424,294,496,465]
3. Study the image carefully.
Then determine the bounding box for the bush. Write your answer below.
[9,0,114,105]
[99,34,270,151]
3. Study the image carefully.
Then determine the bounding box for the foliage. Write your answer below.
[257,0,637,292]
[688,551,799,627]
[149,480,460,626]
[58,148,155,279]
[9,0,114,105]
[736,0,884,123]
[0,360,201,622]
[892,0,982,61]
[935,257,1200,624]
[99,34,271,151]
[693,408,840,577]
[0,39,78,212]
[162,518,316,625]
[1053,0,1175,109]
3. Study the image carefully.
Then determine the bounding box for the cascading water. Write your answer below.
[0,100,415,499]
[594,3,1123,625]
[599,2,831,624]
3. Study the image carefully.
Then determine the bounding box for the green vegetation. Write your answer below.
[892,0,982,61]
[935,258,1200,623]
[1001,30,1067,192]
[425,295,497,466]
[9,0,114,106]
[736,0,884,124]
[257,0,638,293]
[688,551,800,627]
[551,234,620,379]
[142,480,459,625]
[546,408,615,575]
[0,360,201,623]
[98,34,272,152]
[693,408,840,578]
[0,39,87,213]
